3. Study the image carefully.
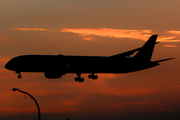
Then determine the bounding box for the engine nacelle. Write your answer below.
[44,72,66,79]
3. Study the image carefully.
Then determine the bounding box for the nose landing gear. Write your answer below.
[16,71,22,79]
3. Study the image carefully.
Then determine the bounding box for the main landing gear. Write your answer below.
[74,73,98,82]
[74,73,84,82]
[88,73,98,80]
[16,71,22,79]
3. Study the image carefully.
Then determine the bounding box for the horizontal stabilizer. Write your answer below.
[156,42,160,44]
[154,58,175,63]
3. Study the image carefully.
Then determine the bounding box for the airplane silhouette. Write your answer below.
[5,35,174,82]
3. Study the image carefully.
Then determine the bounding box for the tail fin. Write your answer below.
[134,35,158,61]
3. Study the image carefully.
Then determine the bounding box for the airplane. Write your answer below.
[5,35,174,82]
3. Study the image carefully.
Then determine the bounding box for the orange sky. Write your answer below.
[1,0,180,120]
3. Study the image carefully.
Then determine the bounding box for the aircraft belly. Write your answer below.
[66,61,159,74]
[66,63,128,73]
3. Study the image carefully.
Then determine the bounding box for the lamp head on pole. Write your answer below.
[12,88,19,91]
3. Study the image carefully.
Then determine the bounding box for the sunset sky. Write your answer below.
[0,0,180,120]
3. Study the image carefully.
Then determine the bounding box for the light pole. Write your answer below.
[12,88,41,120]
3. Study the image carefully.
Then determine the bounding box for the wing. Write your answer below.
[110,47,142,59]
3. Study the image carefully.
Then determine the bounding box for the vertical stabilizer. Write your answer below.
[134,35,158,61]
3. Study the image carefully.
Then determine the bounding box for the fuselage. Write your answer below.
[5,54,159,74]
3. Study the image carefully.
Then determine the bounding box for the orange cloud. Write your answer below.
[11,28,58,32]
[60,28,152,41]
[123,102,149,105]
[0,107,79,114]
[62,100,74,106]
[11,27,180,42]
[60,28,180,42]
[168,31,180,34]
[0,107,36,114]
[81,37,94,41]
[111,101,163,108]
[157,36,180,42]
[52,78,156,96]
[41,107,79,113]
[163,45,178,47]
[111,105,123,108]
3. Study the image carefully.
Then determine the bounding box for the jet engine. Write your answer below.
[44,72,66,79]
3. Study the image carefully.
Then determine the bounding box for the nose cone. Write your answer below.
[5,58,18,71]
[5,60,12,70]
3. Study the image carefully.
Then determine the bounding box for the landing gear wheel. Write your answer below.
[18,74,22,79]
[88,75,93,79]
[75,77,79,81]
[74,77,84,82]
[92,75,98,80]
[79,78,84,82]
[88,74,98,80]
